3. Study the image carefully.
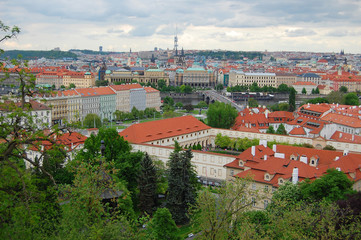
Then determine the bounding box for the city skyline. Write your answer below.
[1,0,361,53]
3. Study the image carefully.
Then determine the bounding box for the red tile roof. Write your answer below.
[321,113,361,128]
[75,86,115,97]
[289,126,306,136]
[110,83,142,91]
[330,131,361,144]
[119,116,211,143]
[293,81,317,86]
[144,87,159,93]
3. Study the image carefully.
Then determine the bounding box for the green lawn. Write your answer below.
[177,223,195,239]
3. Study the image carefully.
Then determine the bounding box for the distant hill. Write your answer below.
[1,50,78,60]
[191,50,263,60]
[69,49,118,55]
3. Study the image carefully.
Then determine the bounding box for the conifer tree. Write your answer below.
[138,153,157,215]
[166,143,197,224]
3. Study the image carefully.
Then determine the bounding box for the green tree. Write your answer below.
[147,208,180,240]
[250,82,261,92]
[57,161,137,239]
[184,104,194,113]
[75,128,143,207]
[288,88,296,112]
[277,83,290,93]
[326,91,344,104]
[167,148,197,224]
[138,153,157,216]
[196,101,208,109]
[301,87,307,94]
[215,133,231,148]
[157,79,167,90]
[300,168,355,202]
[69,83,76,89]
[323,145,336,151]
[131,106,139,119]
[215,83,224,91]
[95,80,108,87]
[206,102,238,129]
[83,113,102,128]
[266,126,275,134]
[339,86,348,93]
[175,102,183,109]
[248,97,258,108]
[163,96,174,106]
[190,178,257,240]
[183,85,193,93]
[343,92,359,105]
[276,123,287,135]
[307,97,329,104]
[315,87,320,94]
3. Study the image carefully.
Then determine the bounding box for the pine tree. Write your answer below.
[288,88,296,112]
[138,153,157,215]
[167,146,197,224]
[276,123,287,135]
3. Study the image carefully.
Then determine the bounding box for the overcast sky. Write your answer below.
[1,0,361,53]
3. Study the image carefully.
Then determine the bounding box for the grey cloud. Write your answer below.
[285,28,316,37]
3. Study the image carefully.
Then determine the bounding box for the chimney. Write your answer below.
[272,144,277,153]
[264,155,267,160]
[352,135,355,141]
[265,112,268,119]
[339,133,342,138]
[343,150,349,156]
[251,146,256,156]
[292,167,299,184]
[335,156,340,161]
[336,167,341,171]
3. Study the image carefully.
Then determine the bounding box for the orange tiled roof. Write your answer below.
[119,115,211,143]
[289,126,306,136]
[144,87,159,93]
[321,112,361,128]
[75,86,116,97]
[110,84,142,91]
[293,81,316,86]
[330,131,361,144]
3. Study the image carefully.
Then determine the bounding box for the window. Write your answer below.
[252,197,256,207]
[264,185,269,192]
[230,170,234,176]
[252,183,257,190]
[264,200,269,209]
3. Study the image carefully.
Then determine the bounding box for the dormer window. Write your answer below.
[264,173,270,181]
[278,178,284,184]
[239,160,244,167]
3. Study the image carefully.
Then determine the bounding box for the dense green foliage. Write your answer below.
[339,86,348,93]
[307,97,329,104]
[83,113,102,128]
[1,50,78,60]
[343,92,360,105]
[215,134,259,151]
[192,50,263,60]
[266,125,275,134]
[147,208,180,240]
[167,145,198,224]
[138,153,157,215]
[288,87,296,112]
[248,97,258,107]
[227,83,293,93]
[206,102,238,129]
[275,123,287,135]
[300,168,355,202]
